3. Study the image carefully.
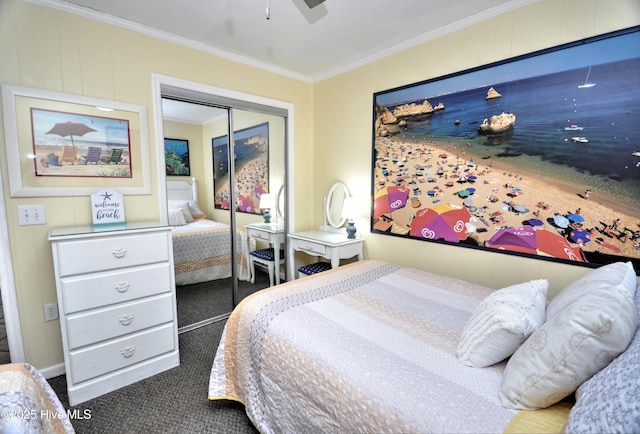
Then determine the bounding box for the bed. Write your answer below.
[0,363,75,433]
[167,178,252,286]
[209,259,640,433]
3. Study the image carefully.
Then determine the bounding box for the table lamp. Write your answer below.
[340,197,360,239]
[259,193,275,223]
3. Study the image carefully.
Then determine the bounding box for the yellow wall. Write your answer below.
[0,0,313,369]
[0,0,638,371]
[311,0,640,294]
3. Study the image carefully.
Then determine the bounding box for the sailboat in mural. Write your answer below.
[578,66,596,88]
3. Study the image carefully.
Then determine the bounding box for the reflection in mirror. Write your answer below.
[325,181,350,229]
[160,95,287,333]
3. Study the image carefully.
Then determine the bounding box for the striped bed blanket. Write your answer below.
[209,260,532,433]
[171,219,251,285]
[0,363,74,433]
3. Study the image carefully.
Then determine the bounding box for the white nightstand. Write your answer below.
[288,229,364,278]
[245,222,286,285]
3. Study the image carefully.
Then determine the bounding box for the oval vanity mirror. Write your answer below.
[325,181,350,229]
[276,184,285,220]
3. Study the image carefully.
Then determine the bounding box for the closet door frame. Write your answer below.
[151,74,294,308]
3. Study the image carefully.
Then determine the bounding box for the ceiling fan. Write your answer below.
[303,0,325,7]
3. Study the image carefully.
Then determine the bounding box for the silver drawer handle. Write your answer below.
[120,345,136,358]
[118,313,134,325]
[112,247,128,258]
[303,245,317,253]
[114,281,130,293]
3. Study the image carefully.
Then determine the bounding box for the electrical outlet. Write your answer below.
[44,303,59,322]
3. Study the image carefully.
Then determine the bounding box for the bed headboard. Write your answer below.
[167,177,198,201]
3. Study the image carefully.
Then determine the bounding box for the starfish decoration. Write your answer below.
[102,191,113,201]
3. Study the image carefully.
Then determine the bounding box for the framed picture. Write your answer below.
[371,26,640,271]
[212,122,269,214]
[2,85,150,196]
[164,138,190,176]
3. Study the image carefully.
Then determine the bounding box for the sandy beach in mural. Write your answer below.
[373,136,640,262]
[33,143,131,177]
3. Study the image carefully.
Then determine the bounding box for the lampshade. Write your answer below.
[340,197,361,220]
[259,193,275,209]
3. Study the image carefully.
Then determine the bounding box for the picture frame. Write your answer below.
[164,138,190,176]
[2,85,151,196]
[212,122,270,214]
[371,26,640,271]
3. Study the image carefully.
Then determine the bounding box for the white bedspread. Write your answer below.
[209,260,519,433]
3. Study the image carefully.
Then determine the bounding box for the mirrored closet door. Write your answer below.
[158,85,288,333]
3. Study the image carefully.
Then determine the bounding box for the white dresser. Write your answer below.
[48,222,179,406]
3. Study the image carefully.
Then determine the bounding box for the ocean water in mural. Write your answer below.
[386,58,640,208]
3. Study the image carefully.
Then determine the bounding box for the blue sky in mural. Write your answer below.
[376,30,640,105]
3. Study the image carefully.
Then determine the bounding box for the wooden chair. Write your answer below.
[83,146,102,164]
[59,146,77,165]
[100,148,123,164]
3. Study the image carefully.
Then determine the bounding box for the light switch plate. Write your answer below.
[17,205,46,225]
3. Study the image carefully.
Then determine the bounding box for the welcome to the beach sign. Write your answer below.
[91,189,125,225]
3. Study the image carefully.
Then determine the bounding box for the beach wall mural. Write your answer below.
[371,26,640,271]
[213,122,269,214]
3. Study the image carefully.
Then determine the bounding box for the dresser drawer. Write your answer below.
[66,294,174,350]
[69,323,176,384]
[61,263,172,314]
[55,232,170,277]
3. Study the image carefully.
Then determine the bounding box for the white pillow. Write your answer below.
[500,281,638,410]
[456,279,548,368]
[187,200,205,219]
[167,200,194,223]
[546,261,636,321]
[168,208,187,226]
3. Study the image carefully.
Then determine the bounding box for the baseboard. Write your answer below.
[39,362,66,379]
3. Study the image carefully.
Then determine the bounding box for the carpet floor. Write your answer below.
[47,271,276,433]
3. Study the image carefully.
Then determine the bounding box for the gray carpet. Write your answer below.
[47,272,275,433]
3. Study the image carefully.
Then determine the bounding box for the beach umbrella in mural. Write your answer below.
[46,121,97,149]
[486,226,538,255]
[535,229,587,262]
[373,186,410,217]
[409,203,471,242]
[567,212,585,223]
[525,218,544,227]
[487,226,586,262]
[552,214,570,229]
[254,184,266,199]
[569,229,592,245]
[236,194,255,213]
[458,189,471,198]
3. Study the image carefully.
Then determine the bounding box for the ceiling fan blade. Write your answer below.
[303,0,325,8]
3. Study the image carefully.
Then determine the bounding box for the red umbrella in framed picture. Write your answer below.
[46,121,97,149]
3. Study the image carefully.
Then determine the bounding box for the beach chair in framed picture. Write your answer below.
[100,148,123,164]
[59,146,77,165]
[83,146,102,164]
